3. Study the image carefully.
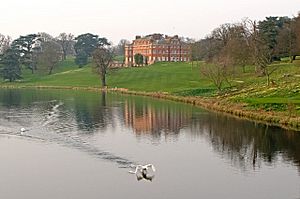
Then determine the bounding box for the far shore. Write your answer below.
[1,84,299,132]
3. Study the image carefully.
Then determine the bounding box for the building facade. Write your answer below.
[125,34,191,67]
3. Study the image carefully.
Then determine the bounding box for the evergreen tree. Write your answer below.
[134,53,143,66]
[74,33,110,67]
[75,51,88,67]
[11,34,40,73]
[0,48,22,82]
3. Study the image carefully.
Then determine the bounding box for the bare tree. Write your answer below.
[222,22,253,73]
[37,41,62,75]
[247,20,280,85]
[38,32,54,42]
[114,39,130,57]
[56,33,74,60]
[200,62,232,92]
[211,23,233,47]
[256,45,279,86]
[0,34,11,54]
[92,47,113,88]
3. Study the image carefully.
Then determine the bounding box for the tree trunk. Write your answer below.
[101,91,106,106]
[63,50,67,60]
[48,65,54,75]
[252,146,257,167]
[289,56,294,63]
[293,55,297,61]
[266,74,270,86]
[101,75,106,88]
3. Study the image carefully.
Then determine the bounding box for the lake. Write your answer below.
[0,88,299,199]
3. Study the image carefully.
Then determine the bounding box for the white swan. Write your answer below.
[129,164,156,174]
[20,128,27,135]
[129,164,156,181]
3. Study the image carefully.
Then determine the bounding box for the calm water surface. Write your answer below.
[0,89,299,199]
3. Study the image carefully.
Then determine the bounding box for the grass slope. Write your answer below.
[108,62,212,93]
[11,58,101,87]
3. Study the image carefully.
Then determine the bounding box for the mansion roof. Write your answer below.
[128,33,188,46]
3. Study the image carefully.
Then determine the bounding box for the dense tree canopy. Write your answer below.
[74,33,110,67]
[0,48,22,82]
[11,34,40,73]
[258,16,291,61]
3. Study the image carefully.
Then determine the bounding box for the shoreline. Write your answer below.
[0,84,299,132]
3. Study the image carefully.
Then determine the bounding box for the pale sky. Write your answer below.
[0,0,299,44]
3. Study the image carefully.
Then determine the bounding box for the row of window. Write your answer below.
[153,50,189,54]
[127,50,189,55]
[126,57,189,62]
[156,57,188,62]
[131,45,188,50]
[152,45,184,49]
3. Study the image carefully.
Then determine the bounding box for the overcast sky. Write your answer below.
[0,0,299,44]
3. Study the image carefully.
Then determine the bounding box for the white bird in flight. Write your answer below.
[129,164,156,174]
[129,164,156,181]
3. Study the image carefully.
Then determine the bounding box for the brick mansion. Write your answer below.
[124,34,191,67]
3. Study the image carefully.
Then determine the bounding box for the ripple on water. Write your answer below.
[0,104,138,170]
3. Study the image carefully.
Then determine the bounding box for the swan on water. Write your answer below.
[129,164,156,181]
[20,128,27,135]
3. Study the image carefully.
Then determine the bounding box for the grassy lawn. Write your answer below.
[108,62,213,93]
[4,58,101,87]
[225,59,300,113]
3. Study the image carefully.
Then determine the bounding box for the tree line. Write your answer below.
[191,13,300,89]
[1,12,300,88]
[0,32,113,86]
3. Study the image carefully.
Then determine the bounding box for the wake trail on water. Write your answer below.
[0,101,137,169]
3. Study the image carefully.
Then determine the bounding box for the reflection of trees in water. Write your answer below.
[0,89,25,108]
[0,89,113,134]
[123,98,192,138]
[74,92,117,133]
[115,96,300,172]
[73,92,114,133]
[190,113,300,172]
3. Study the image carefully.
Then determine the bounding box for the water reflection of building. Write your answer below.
[123,100,191,135]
